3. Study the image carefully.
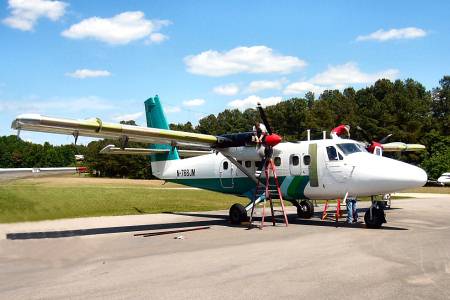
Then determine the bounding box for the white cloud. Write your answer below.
[112,112,143,122]
[356,27,427,42]
[283,62,399,95]
[148,32,168,44]
[284,82,324,95]
[66,69,111,79]
[246,79,286,93]
[182,98,205,107]
[228,95,282,111]
[184,46,306,77]
[213,84,240,96]
[164,106,181,113]
[3,0,67,31]
[309,62,399,86]
[61,11,171,45]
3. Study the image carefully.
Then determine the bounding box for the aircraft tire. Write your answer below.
[297,200,314,219]
[229,203,248,224]
[364,207,385,229]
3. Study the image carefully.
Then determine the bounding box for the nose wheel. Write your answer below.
[295,200,314,219]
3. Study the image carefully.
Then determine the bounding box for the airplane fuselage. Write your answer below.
[151,138,427,201]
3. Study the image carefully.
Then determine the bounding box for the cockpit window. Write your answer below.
[326,146,339,161]
[337,143,363,155]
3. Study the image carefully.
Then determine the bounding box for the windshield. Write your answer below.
[337,143,364,155]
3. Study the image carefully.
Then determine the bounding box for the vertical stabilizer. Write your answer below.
[144,95,179,162]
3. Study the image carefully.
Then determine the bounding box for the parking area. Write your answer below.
[1,195,449,299]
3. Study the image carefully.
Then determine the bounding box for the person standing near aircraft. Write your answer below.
[346,196,358,224]
[331,124,350,139]
[253,122,267,144]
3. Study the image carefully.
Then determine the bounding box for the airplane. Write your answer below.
[11,95,428,229]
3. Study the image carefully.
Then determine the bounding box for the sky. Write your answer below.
[0,0,449,145]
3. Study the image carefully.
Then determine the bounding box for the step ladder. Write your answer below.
[321,192,348,223]
[248,159,288,229]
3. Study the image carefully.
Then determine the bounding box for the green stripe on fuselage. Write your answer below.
[169,175,310,200]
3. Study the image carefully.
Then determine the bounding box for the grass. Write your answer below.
[1,175,447,223]
[402,186,450,194]
[0,175,247,223]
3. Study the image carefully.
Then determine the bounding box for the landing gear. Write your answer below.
[364,200,386,229]
[296,200,314,219]
[229,203,248,224]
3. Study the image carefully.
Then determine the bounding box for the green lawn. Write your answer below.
[0,176,247,223]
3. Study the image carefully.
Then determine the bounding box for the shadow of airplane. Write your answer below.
[6,208,406,240]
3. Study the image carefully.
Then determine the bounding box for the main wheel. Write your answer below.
[297,200,314,219]
[364,207,386,229]
[229,203,248,224]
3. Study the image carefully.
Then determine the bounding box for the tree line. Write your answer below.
[1,77,449,179]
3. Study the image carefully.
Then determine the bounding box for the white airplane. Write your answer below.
[11,95,427,228]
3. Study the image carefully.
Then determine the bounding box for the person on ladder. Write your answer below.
[346,196,358,224]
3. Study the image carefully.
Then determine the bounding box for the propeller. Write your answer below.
[355,126,392,153]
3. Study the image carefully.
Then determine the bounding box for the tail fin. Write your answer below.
[144,95,179,162]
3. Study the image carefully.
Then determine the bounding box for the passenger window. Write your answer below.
[303,155,311,165]
[292,155,299,166]
[326,146,339,161]
[223,161,228,170]
[237,160,242,165]
[245,161,251,168]
[274,157,281,166]
[255,161,262,169]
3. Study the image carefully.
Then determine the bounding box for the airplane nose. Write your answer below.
[350,154,428,194]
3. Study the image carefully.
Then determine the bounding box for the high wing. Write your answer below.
[382,142,426,152]
[99,145,212,157]
[11,114,218,148]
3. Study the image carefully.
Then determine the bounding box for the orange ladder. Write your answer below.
[249,159,288,229]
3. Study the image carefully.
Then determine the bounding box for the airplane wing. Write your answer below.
[382,142,426,152]
[99,145,212,157]
[11,114,218,148]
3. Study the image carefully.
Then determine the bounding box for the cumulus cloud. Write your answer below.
[356,27,427,42]
[184,46,306,77]
[284,82,324,95]
[164,106,181,113]
[182,98,205,107]
[213,84,240,96]
[112,112,143,122]
[148,32,168,44]
[228,95,282,111]
[309,62,398,86]
[284,62,399,95]
[66,69,111,79]
[3,0,67,31]
[62,11,171,45]
[246,79,285,93]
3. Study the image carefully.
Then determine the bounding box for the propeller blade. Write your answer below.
[356,125,372,143]
[257,102,273,135]
[379,133,393,144]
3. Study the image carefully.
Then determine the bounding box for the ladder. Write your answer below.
[249,159,289,229]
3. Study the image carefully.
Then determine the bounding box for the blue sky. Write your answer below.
[0,0,449,145]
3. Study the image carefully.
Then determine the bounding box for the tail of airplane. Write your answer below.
[144,95,179,177]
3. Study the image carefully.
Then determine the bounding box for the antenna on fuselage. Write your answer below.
[307,129,311,141]
[323,131,327,140]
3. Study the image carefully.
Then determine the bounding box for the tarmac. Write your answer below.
[1,194,449,299]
